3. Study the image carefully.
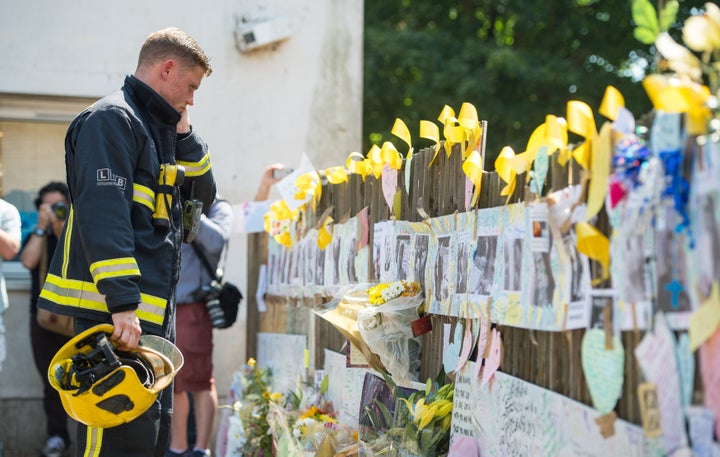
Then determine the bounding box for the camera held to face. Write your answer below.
[192,280,226,328]
[51,202,69,220]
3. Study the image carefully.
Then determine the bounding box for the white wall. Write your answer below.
[0,0,363,410]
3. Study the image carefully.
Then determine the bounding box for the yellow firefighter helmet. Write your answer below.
[48,324,183,428]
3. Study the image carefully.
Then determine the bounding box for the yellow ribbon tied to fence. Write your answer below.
[324,166,348,184]
[642,73,712,135]
[419,119,440,160]
[294,171,322,210]
[391,118,413,159]
[494,146,518,197]
[462,150,484,207]
[346,152,370,179]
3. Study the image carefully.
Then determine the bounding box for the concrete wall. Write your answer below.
[0,0,363,453]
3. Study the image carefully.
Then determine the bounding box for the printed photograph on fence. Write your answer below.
[426,213,455,315]
[610,232,651,330]
[337,218,360,285]
[327,232,342,289]
[266,238,281,295]
[297,230,314,296]
[411,229,431,286]
[492,203,527,326]
[654,223,692,329]
[453,225,474,316]
[395,234,411,281]
[525,201,562,329]
[557,229,591,329]
[687,145,720,311]
[465,207,502,319]
[588,289,619,335]
[373,220,395,282]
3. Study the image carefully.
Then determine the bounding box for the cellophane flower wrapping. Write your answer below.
[266,375,358,457]
[356,291,423,384]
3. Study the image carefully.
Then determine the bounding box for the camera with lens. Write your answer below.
[192,280,226,328]
[51,202,69,220]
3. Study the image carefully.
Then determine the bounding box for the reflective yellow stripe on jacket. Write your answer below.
[39,274,167,326]
[89,257,140,283]
[176,152,211,177]
[132,183,155,212]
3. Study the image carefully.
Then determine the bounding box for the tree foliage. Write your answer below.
[363,0,706,160]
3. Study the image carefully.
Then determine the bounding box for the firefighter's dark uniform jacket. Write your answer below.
[38,75,216,337]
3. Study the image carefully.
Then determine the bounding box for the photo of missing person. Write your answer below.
[304,241,314,286]
[620,234,648,304]
[589,293,613,330]
[332,237,341,286]
[468,235,497,296]
[395,235,411,281]
[455,237,469,294]
[562,231,585,303]
[347,236,358,283]
[413,234,430,285]
[503,237,523,291]
[434,235,452,302]
[532,250,555,307]
[315,242,325,286]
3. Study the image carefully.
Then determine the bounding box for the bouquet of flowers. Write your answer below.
[360,373,454,457]
[224,358,283,457]
[267,374,358,456]
[356,281,424,384]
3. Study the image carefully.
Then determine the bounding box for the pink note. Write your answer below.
[381,165,398,210]
[700,325,720,440]
[455,319,476,374]
[481,328,502,387]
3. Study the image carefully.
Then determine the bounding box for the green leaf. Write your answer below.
[659,0,679,32]
[633,28,658,45]
[631,0,659,43]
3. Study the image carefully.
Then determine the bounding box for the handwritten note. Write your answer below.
[323,349,368,426]
[451,363,659,456]
[257,332,307,395]
[581,328,624,415]
[634,312,689,452]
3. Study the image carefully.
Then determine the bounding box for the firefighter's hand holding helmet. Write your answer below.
[111,309,142,351]
[48,324,183,428]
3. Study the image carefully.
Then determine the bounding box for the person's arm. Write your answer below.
[20,202,55,269]
[193,199,234,256]
[254,164,285,201]
[176,108,216,213]
[0,203,21,260]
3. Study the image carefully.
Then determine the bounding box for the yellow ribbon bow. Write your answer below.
[346,152,370,180]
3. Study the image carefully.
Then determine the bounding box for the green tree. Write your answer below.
[363,0,706,160]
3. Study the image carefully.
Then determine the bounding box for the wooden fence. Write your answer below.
[244,142,695,428]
